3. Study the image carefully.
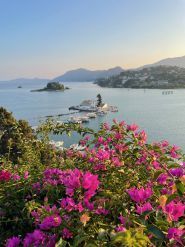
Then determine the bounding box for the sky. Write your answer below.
[0,0,185,80]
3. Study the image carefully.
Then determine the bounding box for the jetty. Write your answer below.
[162,90,174,95]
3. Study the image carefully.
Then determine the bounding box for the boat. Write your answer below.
[108,106,118,112]
[86,112,96,118]
[97,111,106,116]
[69,116,82,124]
[69,143,85,151]
[80,116,90,123]
[111,107,118,112]
[49,140,64,150]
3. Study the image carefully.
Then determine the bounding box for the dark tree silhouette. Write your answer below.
[96,94,102,107]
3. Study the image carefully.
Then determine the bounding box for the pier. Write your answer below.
[162,91,174,95]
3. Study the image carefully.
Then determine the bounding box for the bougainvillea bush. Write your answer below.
[0,115,184,246]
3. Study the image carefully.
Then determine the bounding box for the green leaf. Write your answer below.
[73,235,89,247]
[153,170,163,180]
[166,194,178,204]
[147,225,165,240]
[167,163,180,169]
[85,243,98,247]
[55,238,68,247]
[176,181,185,196]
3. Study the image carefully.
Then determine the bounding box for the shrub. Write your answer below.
[0,113,184,246]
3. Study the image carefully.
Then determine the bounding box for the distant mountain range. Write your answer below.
[0,78,48,84]
[52,66,124,82]
[2,55,185,83]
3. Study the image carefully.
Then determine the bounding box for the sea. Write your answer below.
[0,81,185,150]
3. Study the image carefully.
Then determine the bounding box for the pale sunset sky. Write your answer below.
[0,0,185,80]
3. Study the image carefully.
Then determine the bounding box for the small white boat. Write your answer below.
[69,143,85,151]
[49,140,64,150]
[80,116,90,123]
[97,110,107,116]
[111,107,118,112]
[86,112,96,118]
[69,116,82,124]
[97,111,105,116]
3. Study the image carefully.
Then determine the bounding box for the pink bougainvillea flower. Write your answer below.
[164,201,185,221]
[60,197,76,212]
[115,225,126,232]
[32,182,41,192]
[127,187,153,203]
[24,171,29,179]
[161,140,169,147]
[0,170,11,182]
[83,198,94,211]
[157,173,168,185]
[62,228,73,239]
[11,174,21,181]
[103,122,110,130]
[170,145,180,159]
[95,208,109,215]
[169,168,184,178]
[43,168,64,186]
[118,215,126,225]
[75,202,84,212]
[137,130,147,145]
[96,149,110,161]
[6,236,21,247]
[23,230,46,247]
[97,136,104,144]
[63,169,81,196]
[82,171,99,199]
[39,215,62,230]
[112,157,123,167]
[93,163,107,171]
[167,227,185,241]
[152,160,161,170]
[136,202,153,214]
[114,132,123,140]
[127,124,138,132]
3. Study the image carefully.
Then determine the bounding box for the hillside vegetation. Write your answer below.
[95,66,185,89]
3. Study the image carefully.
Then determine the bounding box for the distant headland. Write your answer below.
[95,66,185,89]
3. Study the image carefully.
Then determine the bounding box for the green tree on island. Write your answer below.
[96,93,102,107]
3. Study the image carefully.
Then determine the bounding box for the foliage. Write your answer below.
[0,110,184,246]
[95,65,185,89]
[46,82,65,91]
[96,94,102,107]
[0,107,60,165]
[31,82,65,92]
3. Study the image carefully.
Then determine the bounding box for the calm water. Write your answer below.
[0,81,185,149]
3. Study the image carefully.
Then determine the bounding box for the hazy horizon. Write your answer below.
[1,0,185,80]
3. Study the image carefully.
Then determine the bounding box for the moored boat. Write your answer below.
[86,112,96,118]
[69,116,82,124]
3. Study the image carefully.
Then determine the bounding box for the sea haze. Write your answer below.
[0,80,185,149]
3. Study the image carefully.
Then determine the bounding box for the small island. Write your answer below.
[31,82,70,92]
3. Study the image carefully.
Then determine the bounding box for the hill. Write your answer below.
[140,55,185,69]
[95,65,185,89]
[52,67,123,82]
[0,78,48,84]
